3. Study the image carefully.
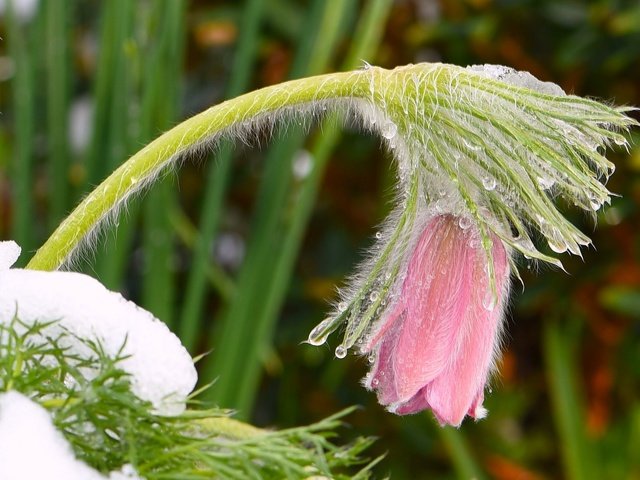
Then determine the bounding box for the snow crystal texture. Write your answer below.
[0,391,105,480]
[0,241,197,415]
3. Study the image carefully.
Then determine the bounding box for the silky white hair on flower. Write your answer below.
[29,64,635,302]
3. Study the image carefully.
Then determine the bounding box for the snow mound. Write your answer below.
[0,241,197,415]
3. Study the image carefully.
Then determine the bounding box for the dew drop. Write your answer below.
[368,354,375,365]
[613,136,627,146]
[381,121,398,140]
[375,231,382,239]
[371,378,380,387]
[308,319,331,346]
[537,176,555,190]
[588,195,603,211]
[547,237,568,253]
[335,345,347,359]
[482,291,497,311]
[458,216,472,230]
[463,139,482,151]
[468,237,481,249]
[337,302,347,313]
[482,176,497,191]
[369,291,380,302]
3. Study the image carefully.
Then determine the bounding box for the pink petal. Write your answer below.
[365,214,511,426]
[392,217,476,401]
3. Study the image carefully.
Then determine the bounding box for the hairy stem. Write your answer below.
[27,68,390,271]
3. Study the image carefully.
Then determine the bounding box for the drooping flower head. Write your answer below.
[363,213,510,426]
[308,63,637,425]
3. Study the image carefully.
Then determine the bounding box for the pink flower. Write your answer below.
[363,214,510,427]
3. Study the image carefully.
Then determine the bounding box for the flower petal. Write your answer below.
[421,233,509,426]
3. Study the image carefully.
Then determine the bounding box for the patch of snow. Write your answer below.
[0,241,197,415]
[0,241,21,270]
[0,391,105,480]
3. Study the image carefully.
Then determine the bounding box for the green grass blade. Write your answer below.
[201,0,391,417]
[45,0,72,230]
[543,319,595,480]
[179,0,266,351]
[228,0,394,415]
[438,426,487,480]
[84,0,135,188]
[200,0,350,416]
[5,1,37,260]
[140,0,187,325]
[249,0,393,350]
[171,209,236,302]
[90,0,137,288]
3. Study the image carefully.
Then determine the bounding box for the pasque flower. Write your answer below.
[363,214,510,426]
[307,63,637,426]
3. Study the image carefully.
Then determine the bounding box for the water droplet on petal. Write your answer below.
[335,345,347,359]
[482,291,497,311]
[458,216,472,229]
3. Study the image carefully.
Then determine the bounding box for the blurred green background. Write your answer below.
[1,0,639,478]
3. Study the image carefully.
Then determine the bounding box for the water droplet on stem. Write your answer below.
[482,176,497,191]
[381,121,397,140]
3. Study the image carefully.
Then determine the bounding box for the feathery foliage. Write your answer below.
[0,318,378,479]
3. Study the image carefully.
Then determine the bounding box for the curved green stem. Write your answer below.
[27,68,388,271]
[26,61,629,272]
